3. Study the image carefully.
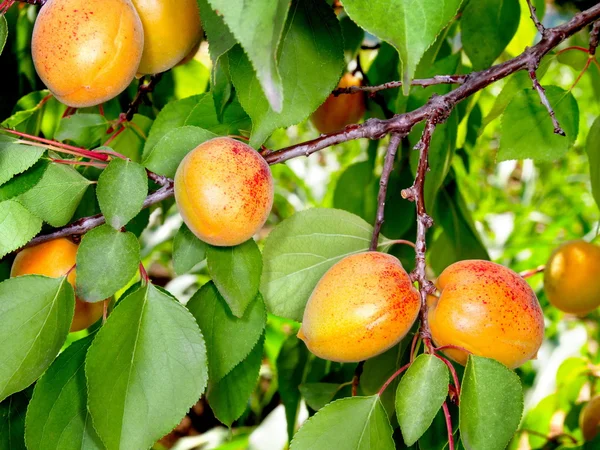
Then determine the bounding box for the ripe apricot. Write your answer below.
[429,260,544,369]
[11,239,104,332]
[544,240,600,315]
[131,0,202,75]
[310,73,366,134]
[297,252,420,362]
[31,0,144,108]
[580,395,600,441]
[174,137,274,247]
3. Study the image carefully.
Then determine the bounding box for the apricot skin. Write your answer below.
[11,239,104,332]
[132,0,202,75]
[298,252,420,363]
[544,240,600,316]
[31,0,144,108]
[310,73,366,134]
[174,137,274,247]
[429,260,544,369]
[580,395,600,441]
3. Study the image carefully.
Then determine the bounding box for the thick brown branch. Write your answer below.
[124,74,163,122]
[590,21,600,55]
[333,75,467,96]
[528,68,565,136]
[526,0,545,35]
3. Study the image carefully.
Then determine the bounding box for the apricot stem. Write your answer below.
[377,362,411,396]
[139,263,149,286]
[102,299,109,324]
[519,265,545,279]
[442,401,455,450]
[380,239,417,249]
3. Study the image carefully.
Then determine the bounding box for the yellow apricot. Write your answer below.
[31,0,144,108]
[580,395,600,441]
[174,137,274,247]
[429,260,544,369]
[11,239,104,332]
[544,240,600,316]
[310,73,366,134]
[131,0,202,75]
[298,252,420,362]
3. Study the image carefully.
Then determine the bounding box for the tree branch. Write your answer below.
[590,21,600,55]
[333,75,467,96]
[528,67,565,136]
[124,74,163,122]
[526,0,545,35]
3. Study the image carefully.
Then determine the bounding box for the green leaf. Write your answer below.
[261,208,375,322]
[459,356,524,450]
[395,354,449,446]
[586,116,600,212]
[86,284,207,450]
[0,276,75,402]
[184,93,250,135]
[97,158,148,230]
[342,0,463,95]
[206,0,291,112]
[18,163,91,227]
[0,391,29,450]
[290,396,395,450]
[333,161,377,223]
[228,0,344,147]
[207,334,264,427]
[498,86,579,161]
[299,383,342,412]
[187,282,266,382]
[207,239,262,318]
[76,225,140,302]
[25,334,103,450]
[54,114,110,148]
[0,137,45,186]
[197,0,235,62]
[0,15,7,55]
[0,160,47,201]
[462,0,520,70]
[142,126,216,178]
[0,200,43,259]
[173,223,207,275]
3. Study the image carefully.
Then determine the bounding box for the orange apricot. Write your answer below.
[429,260,544,369]
[11,239,104,332]
[131,0,202,75]
[174,137,274,247]
[297,252,420,362]
[580,395,600,441]
[544,240,600,316]
[310,73,366,134]
[31,0,144,108]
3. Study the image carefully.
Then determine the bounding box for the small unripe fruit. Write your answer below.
[32,0,144,108]
[544,240,600,315]
[131,0,203,75]
[580,395,600,441]
[429,260,544,369]
[174,137,274,247]
[310,73,366,134]
[11,239,104,332]
[298,252,420,362]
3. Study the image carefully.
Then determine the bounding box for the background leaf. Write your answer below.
[0,391,29,450]
[86,284,207,450]
[586,116,600,212]
[173,223,207,275]
[0,160,47,201]
[299,383,342,412]
[0,137,44,186]
[54,114,110,148]
[0,200,42,259]
[0,15,7,55]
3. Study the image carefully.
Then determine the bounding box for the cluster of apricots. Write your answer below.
[31,0,202,107]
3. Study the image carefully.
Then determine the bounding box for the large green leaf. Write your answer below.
[25,334,103,450]
[0,200,43,259]
[0,276,74,402]
[395,354,449,446]
[197,0,235,62]
[261,208,376,322]
[290,396,395,450]
[228,0,344,147]
[333,161,377,223]
[207,334,264,427]
[0,15,7,55]
[206,239,262,318]
[76,225,140,302]
[86,284,207,450]
[498,86,579,161]
[299,383,343,412]
[342,0,463,94]
[183,94,251,136]
[206,0,290,112]
[459,356,524,450]
[173,223,207,275]
[187,282,266,382]
[0,391,29,450]
[97,159,148,230]
[0,137,45,186]
[18,163,91,227]
[462,0,520,70]
[586,116,600,212]
[54,114,110,148]
[0,160,47,202]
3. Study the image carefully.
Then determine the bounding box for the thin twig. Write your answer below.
[590,21,600,55]
[124,74,163,122]
[377,362,411,396]
[526,0,545,35]
[528,67,566,136]
[519,265,545,279]
[442,402,455,450]
[351,361,364,397]
[333,75,467,96]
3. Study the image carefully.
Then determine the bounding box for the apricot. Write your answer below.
[174,137,274,247]
[544,240,600,315]
[310,73,366,134]
[131,0,202,75]
[580,395,600,441]
[31,0,144,108]
[11,239,104,332]
[297,252,420,362]
[429,260,544,369]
